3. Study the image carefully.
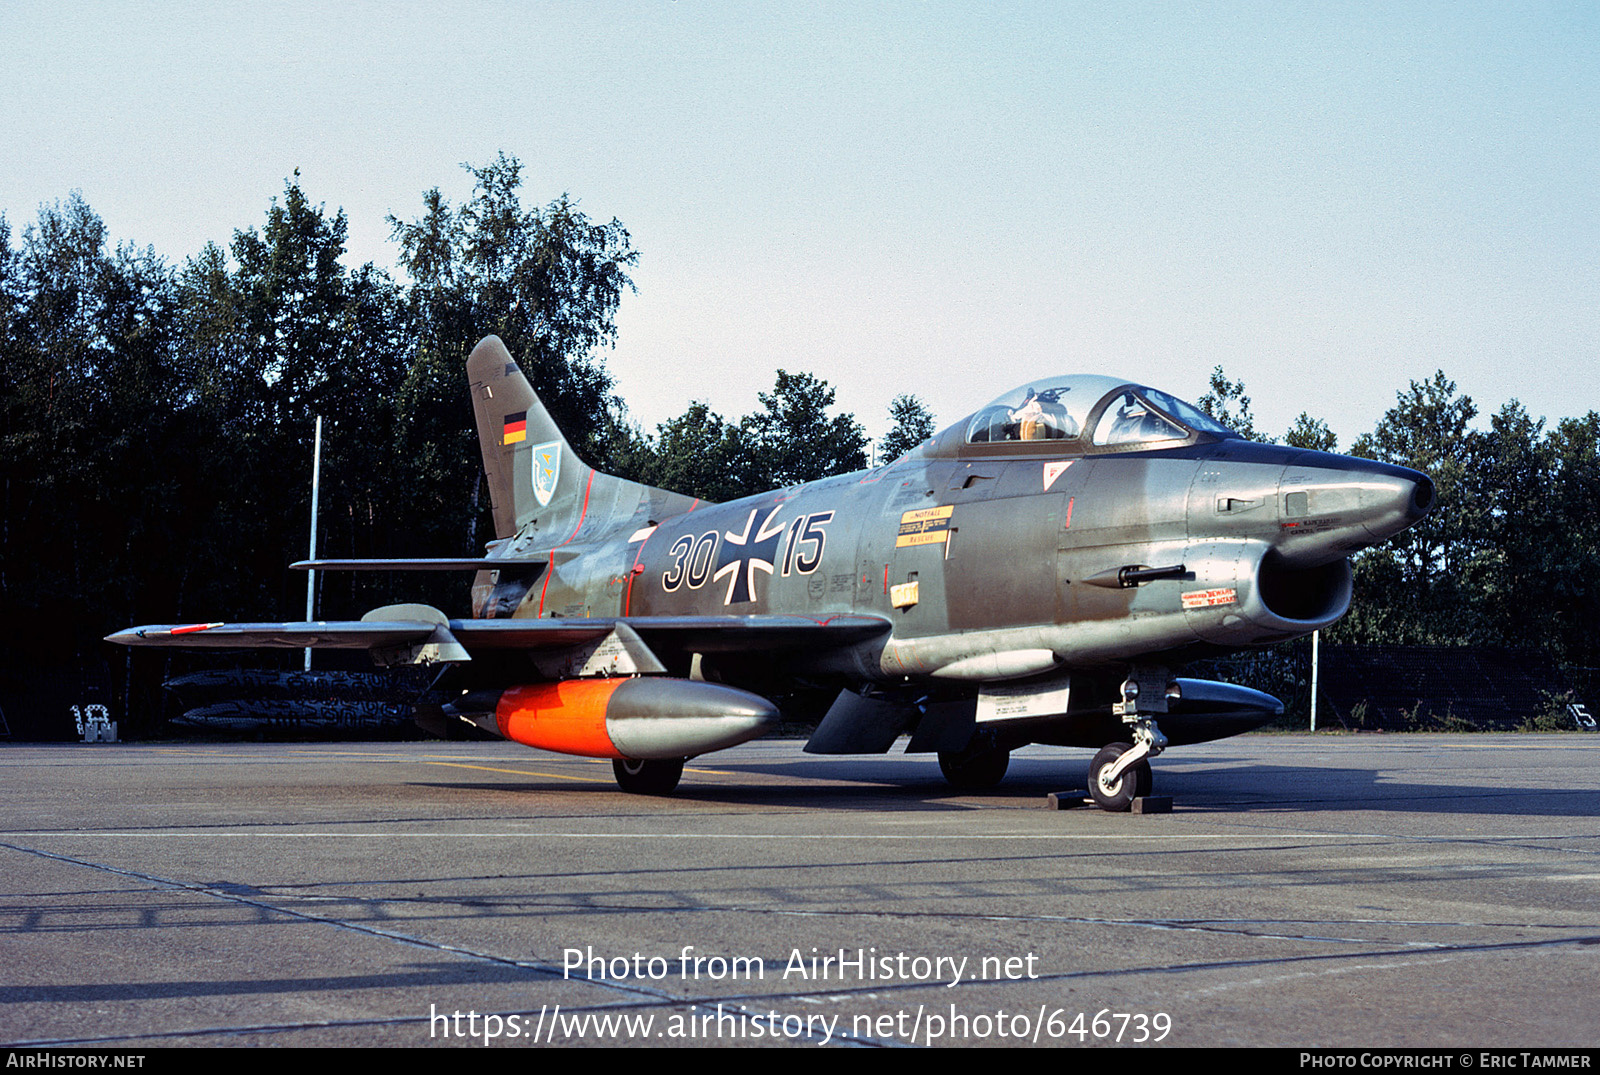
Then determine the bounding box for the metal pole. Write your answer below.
[1309,629,1319,731]
[304,415,322,671]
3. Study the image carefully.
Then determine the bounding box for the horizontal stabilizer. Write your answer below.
[292,558,549,573]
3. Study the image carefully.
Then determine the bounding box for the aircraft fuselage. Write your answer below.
[483,430,1431,695]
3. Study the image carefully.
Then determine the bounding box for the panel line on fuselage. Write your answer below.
[537,469,598,616]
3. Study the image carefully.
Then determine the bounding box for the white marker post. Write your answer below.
[1309,629,1320,731]
[304,415,322,671]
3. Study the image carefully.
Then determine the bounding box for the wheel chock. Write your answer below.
[1045,791,1174,812]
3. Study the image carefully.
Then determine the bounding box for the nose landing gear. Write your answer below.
[1088,742,1153,811]
[1087,668,1171,812]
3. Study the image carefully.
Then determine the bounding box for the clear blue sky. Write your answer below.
[3,1,1595,449]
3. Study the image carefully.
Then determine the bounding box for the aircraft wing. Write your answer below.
[106,613,891,656]
[104,619,590,650]
[563,614,891,653]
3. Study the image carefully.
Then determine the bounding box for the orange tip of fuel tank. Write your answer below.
[496,680,625,758]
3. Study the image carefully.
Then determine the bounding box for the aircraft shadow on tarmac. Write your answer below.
[412,750,1600,818]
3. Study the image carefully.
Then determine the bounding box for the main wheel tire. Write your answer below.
[1088,742,1151,812]
[938,745,1011,790]
[612,757,685,795]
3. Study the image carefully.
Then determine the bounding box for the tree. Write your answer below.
[878,394,936,462]
[388,153,640,472]
[636,373,874,502]
[1461,404,1600,668]
[1197,365,1268,442]
[0,194,188,668]
[229,173,353,420]
[1283,412,1336,452]
[742,370,868,490]
[1542,412,1600,667]
[1470,401,1559,656]
[183,176,410,616]
[642,401,753,503]
[1334,372,1487,645]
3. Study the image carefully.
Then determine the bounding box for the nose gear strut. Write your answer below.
[1089,668,1172,811]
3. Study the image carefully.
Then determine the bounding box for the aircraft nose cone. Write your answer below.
[1272,455,1436,567]
[1361,465,1434,541]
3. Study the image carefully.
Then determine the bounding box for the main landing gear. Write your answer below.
[612,757,685,794]
[938,742,1011,790]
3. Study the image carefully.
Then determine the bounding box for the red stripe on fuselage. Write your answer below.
[537,470,597,616]
[623,499,699,616]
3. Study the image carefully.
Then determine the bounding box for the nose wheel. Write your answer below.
[1081,668,1170,811]
[1088,742,1154,812]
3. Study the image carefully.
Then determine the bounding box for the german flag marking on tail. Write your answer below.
[502,411,528,445]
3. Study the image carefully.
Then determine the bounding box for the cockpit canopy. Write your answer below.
[964,375,1235,451]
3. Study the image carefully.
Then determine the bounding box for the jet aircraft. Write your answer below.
[110,336,1433,809]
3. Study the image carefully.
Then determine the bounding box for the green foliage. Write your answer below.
[878,394,936,463]
[1,193,190,666]
[1434,707,1479,733]
[1389,700,1478,732]
[0,159,656,695]
[640,401,753,504]
[1321,373,1600,672]
[1522,690,1580,732]
[388,153,639,473]
[8,167,1600,732]
[1332,372,1488,647]
[742,370,869,490]
[1283,412,1336,452]
[1197,365,1269,442]
[634,372,871,502]
[1397,700,1426,730]
[1527,412,1600,668]
[1341,698,1480,732]
[229,174,352,415]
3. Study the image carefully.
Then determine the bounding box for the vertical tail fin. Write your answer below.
[466,335,591,540]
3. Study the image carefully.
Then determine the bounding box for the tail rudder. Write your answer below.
[466,335,591,540]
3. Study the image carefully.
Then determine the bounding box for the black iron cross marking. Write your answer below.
[713,506,786,605]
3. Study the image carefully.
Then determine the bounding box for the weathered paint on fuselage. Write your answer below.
[475,398,1431,696]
